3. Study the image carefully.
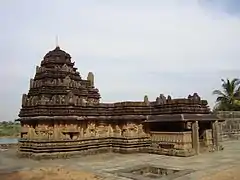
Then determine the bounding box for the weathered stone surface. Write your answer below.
[17,46,222,159]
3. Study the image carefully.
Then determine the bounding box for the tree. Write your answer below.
[213,78,240,111]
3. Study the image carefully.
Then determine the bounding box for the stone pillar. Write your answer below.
[219,122,223,142]
[212,120,220,150]
[192,121,199,155]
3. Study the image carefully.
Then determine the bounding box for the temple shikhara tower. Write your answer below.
[17,46,223,159]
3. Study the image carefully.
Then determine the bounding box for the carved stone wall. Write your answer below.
[150,131,192,150]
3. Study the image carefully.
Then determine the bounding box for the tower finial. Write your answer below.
[55,35,59,47]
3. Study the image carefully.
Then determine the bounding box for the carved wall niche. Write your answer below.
[48,125,54,140]
[62,64,68,71]
[35,80,39,88]
[75,97,80,106]
[63,76,71,87]
[32,80,36,88]
[77,122,84,138]
[122,124,127,137]
[34,121,55,140]
[52,79,57,86]
[96,121,109,137]
[40,66,46,72]
[21,123,30,138]
[122,122,138,137]
[59,95,65,105]
[69,80,75,87]
[81,98,87,106]
[108,124,114,137]
[137,124,147,136]
[76,82,81,88]
[88,98,94,106]
[84,122,96,138]
[66,92,75,105]
[54,65,60,70]
[114,124,122,137]
[31,96,39,106]
[24,122,38,140]
[25,98,30,106]
[28,97,33,106]
[185,122,192,130]
[51,95,57,105]
[55,95,61,105]
[37,80,42,88]
[93,99,100,104]
[57,78,63,86]
[52,121,62,140]
[39,95,49,105]
[66,58,71,63]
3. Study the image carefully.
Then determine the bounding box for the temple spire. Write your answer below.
[55,35,59,48]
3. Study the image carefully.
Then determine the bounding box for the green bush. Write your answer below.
[0,122,20,137]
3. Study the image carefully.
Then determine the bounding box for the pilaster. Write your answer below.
[192,121,199,155]
[212,120,220,150]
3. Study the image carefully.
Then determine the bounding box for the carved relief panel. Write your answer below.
[114,125,122,137]
[122,123,138,137]
[96,122,109,137]
[84,122,96,137]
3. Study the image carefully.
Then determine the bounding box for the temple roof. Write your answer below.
[44,46,71,59]
[145,114,223,122]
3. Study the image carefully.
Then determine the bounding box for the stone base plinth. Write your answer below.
[17,136,151,159]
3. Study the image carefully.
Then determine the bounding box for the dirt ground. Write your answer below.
[0,140,240,180]
[200,165,240,180]
[0,167,103,180]
[1,166,240,180]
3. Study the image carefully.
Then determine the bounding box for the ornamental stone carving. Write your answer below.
[138,124,146,136]
[114,125,121,137]
[87,72,94,87]
[30,79,34,88]
[85,122,96,137]
[63,76,71,87]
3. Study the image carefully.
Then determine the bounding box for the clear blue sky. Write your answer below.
[0,0,240,121]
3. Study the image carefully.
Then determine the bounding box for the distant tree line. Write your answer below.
[213,78,240,111]
[0,121,20,137]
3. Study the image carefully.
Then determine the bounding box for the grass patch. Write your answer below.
[0,122,20,137]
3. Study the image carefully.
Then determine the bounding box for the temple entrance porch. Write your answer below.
[147,121,194,156]
[145,114,224,156]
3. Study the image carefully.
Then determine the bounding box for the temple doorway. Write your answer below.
[198,121,212,152]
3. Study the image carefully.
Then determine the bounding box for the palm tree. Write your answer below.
[213,78,240,111]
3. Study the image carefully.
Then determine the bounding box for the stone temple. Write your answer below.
[17,46,223,159]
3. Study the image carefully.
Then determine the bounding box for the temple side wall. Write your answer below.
[18,119,222,159]
[18,119,151,159]
[149,131,194,157]
[217,111,240,141]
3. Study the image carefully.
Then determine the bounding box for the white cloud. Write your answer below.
[0,0,240,120]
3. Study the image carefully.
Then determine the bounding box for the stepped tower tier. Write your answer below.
[19,46,101,118]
